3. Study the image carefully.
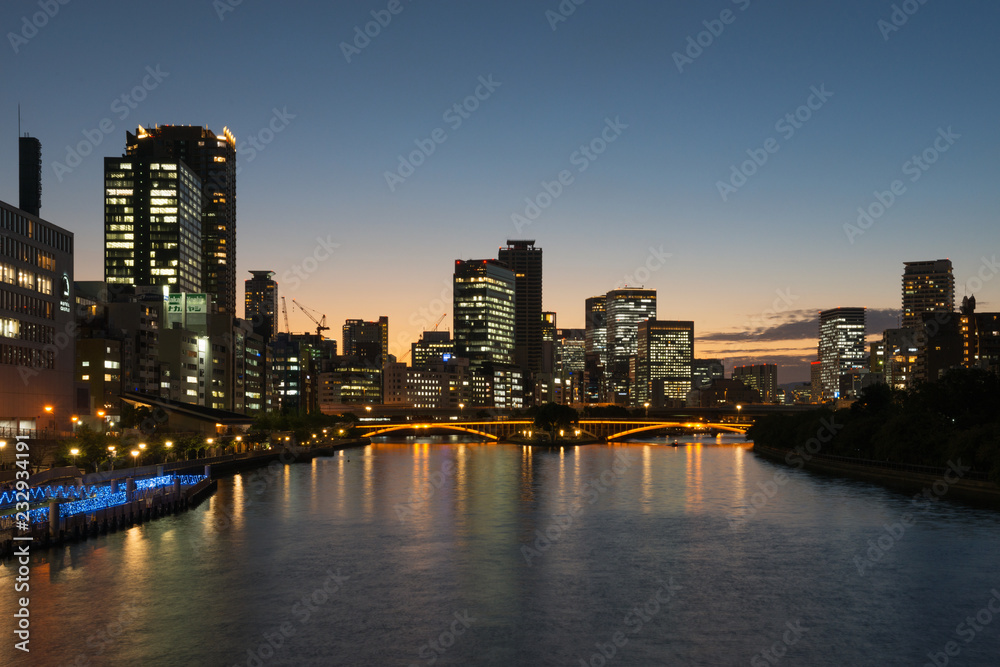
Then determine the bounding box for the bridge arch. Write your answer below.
[361,423,499,441]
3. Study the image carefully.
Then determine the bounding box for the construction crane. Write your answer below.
[281,297,290,334]
[400,313,447,363]
[292,299,330,339]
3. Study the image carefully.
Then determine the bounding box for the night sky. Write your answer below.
[2,0,998,382]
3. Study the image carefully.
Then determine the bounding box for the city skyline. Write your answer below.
[3,0,999,382]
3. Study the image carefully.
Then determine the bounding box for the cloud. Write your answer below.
[697,307,901,343]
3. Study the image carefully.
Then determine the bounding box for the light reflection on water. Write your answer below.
[3,435,1000,666]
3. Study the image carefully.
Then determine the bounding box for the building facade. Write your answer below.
[0,199,76,434]
[605,288,656,404]
[126,125,238,314]
[732,364,778,403]
[497,240,542,378]
[635,320,693,406]
[902,259,954,329]
[818,307,866,400]
[245,270,278,341]
[104,156,203,293]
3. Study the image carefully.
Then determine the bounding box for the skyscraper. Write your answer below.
[497,240,542,376]
[453,259,517,406]
[605,288,656,403]
[584,295,607,403]
[818,307,866,400]
[126,125,237,314]
[342,317,389,365]
[244,270,278,341]
[902,259,954,329]
[732,364,778,403]
[104,157,203,293]
[636,320,693,406]
[453,259,515,367]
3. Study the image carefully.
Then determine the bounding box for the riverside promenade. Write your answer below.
[0,438,369,558]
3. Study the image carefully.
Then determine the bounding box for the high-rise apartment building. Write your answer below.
[104,156,203,293]
[126,125,237,314]
[497,240,543,377]
[245,270,278,341]
[342,317,389,365]
[732,364,778,403]
[818,307,866,400]
[902,259,954,329]
[635,320,693,406]
[605,288,656,403]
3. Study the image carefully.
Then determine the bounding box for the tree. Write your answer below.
[533,403,579,438]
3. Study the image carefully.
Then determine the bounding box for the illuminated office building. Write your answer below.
[635,320,693,406]
[245,270,278,341]
[818,307,866,400]
[732,364,778,403]
[605,288,656,404]
[453,259,517,406]
[126,125,238,314]
[0,199,75,434]
[104,156,202,293]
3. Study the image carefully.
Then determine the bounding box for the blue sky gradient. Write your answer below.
[2,0,997,381]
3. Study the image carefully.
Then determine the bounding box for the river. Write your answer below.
[3,436,1000,666]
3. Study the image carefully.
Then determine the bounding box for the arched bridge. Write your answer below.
[356,419,748,442]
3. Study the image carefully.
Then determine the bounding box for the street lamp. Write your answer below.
[71,415,79,432]
[0,440,6,470]
[70,447,79,467]
[365,406,372,414]
[165,440,173,462]
[108,445,117,470]
[97,410,107,435]
[138,443,146,466]
[736,404,742,423]
[131,449,140,468]
[644,402,650,418]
